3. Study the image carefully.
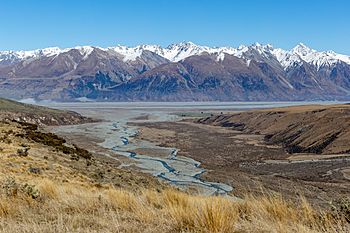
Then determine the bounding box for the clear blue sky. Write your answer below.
[1,0,350,54]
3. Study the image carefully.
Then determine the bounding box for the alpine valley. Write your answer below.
[1,42,350,101]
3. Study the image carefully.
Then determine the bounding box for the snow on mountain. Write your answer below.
[109,45,144,62]
[74,46,95,59]
[272,43,350,70]
[0,46,99,64]
[1,42,350,70]
[293,43,350,69]
[249,43,274,55]
[272,48,304,69]
[0,47,62,64]
[233,43,277,62]
[156,42,205,61]
[108,42,238,62]
[157,42,238,62]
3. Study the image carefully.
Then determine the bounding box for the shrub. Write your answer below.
[21,183,40,199]
[28,167,41,174]
[1,177,40,199]
[17,148,29,156]
[1,177,19,197]
[16,123,92,160]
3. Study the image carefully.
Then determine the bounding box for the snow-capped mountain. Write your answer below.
[2,42,349,68]
[0,42,350,101]
[0,46,98,65]
[105,42,238,62]
[0,47,60,65]
[272,43,350,70]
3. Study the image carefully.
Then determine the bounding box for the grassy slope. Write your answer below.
[0,120,348,232]
[0,98,93,125]
[0,98,62,114]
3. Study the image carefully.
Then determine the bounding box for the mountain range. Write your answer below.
[1,42,350,101]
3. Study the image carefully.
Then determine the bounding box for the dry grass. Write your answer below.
[0,177,348,233]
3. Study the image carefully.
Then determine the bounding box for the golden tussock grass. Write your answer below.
[0,177,348,233]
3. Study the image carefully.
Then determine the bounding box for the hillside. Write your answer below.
[0,98,94,125]
[197,104,350,155]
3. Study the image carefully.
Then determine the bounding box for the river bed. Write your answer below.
[51,107,234,195]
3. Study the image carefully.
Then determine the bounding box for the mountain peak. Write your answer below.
[292,43,314,55]
[252,42,262,47]
[167,41,199,50]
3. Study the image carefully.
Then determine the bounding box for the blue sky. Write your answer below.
[1,0,350,54]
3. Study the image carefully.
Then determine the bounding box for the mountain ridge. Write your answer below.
[2,42,350,66]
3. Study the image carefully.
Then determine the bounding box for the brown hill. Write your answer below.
[197,104,350,155]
